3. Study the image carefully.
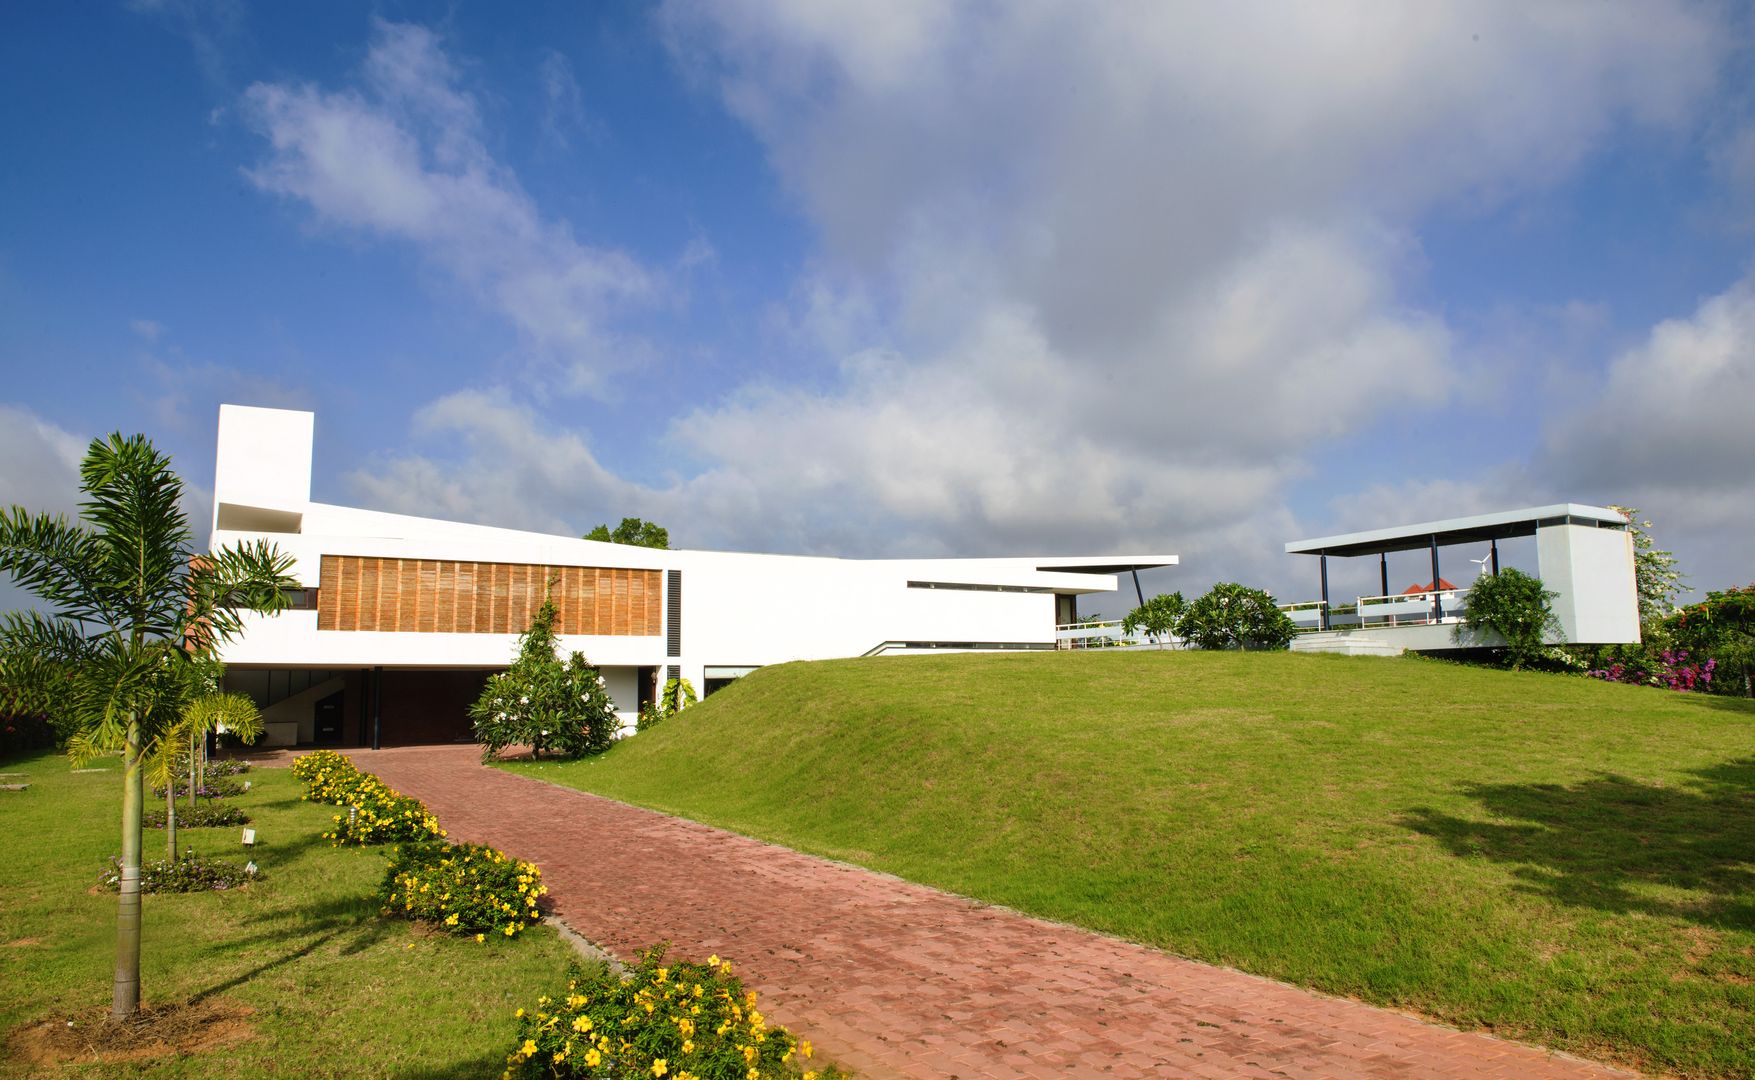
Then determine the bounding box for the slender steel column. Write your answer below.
[1429,536,1444,621]
[1318,554,1331,630]
[1130,568,1146,608]
[1490,539,1500,575]
[1379,552,1389,598]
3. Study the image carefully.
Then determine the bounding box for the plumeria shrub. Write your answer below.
[472,596,620,761]
[1180,583,1296,650]
[505,947,842,1080]
[379,841,547,939]
[291,750,446,845]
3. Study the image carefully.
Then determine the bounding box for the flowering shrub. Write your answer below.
[1588,649,1717,692]
[472,596,620,761]
[144,802,249,828]
[505,947,841,1080]
[99,849,261,893]
[379,841,546,938]
[290,750,446,845]
[205,759,253,778]
[637,677,697,733]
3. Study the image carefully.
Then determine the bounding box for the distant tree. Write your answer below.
[1179,583,1297,651]
[1458,567,1559,670]
[1122,592,1187,647]
[585,517,669,549]
[1610,506,1683,625]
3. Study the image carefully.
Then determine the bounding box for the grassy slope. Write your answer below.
[507,651,1755,1077]
[0,752,589,1078]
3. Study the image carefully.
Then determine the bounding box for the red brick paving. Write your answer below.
[310,745,1637,1079]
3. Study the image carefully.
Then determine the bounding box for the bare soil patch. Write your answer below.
[9,999,255,1068]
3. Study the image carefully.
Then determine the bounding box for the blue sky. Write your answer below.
[3,2,1753,610]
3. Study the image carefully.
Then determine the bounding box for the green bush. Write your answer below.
[144,803,249,828]
[379,841,546,939]
[1458,568,1559,670]
[471,597,620,761]
[637,677,697,733]
[505,946,842,1079]
[1667,583,1754,696]
[99,849,261,893]
[1180,583,1297,650]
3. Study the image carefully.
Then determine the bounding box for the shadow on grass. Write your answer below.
[1402,758,1755,930]
[395,1052,510,1079]
[188,894,396,1004]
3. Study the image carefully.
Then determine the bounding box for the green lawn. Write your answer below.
[506,651,1755,1077]
[0,752,592,1078]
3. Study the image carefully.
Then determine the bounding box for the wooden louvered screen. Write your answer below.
[317,556,662,636]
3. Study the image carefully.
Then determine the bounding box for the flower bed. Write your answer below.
[379,841,546,939]
[204,759,253,778]
[290,750,446,845]
[505,947,840,1079]
[153,776,246,799]
[99,849,261,893]
[144,803,250,829]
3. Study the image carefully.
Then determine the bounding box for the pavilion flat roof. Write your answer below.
[1285,504,1626,558]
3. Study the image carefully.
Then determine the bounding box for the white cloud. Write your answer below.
[241,20,659,394]
[130,318,166,342]
[344,5,1734,600]
[1540,274,1755,593]
[0,405,87,614]
[539,50,587,148]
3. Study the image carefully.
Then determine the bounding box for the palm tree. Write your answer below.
[0,433,294,1020]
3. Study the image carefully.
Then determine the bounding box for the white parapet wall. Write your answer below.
[1536,524,1639,645]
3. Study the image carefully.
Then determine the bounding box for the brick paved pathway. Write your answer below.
[337,745,1636,1079]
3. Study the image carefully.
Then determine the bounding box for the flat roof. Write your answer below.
[1031,556,1179,574]
[1285,504,1626,558]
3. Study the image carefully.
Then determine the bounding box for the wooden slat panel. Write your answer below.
[317,556,660,636]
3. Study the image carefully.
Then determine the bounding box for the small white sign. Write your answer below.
[241,828,256,846]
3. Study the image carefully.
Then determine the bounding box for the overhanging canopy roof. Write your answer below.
[1031,556,1179,574]
[1285,504,1626,559]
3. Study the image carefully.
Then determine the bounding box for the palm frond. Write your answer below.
[0,508,112,625]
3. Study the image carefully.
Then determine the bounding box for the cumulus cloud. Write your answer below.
[343,5,1733,596]
[1540,275,1755,591]
[241,20,658,393]
[633,1,1720,574]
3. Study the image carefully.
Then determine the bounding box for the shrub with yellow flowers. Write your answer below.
[504,946,843,1080]
[380,841,547,938]
[290,750,446,845]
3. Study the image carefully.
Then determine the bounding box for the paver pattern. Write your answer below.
[334,744,1636,1079]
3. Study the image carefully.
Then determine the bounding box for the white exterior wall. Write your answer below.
[207,407,1173,725]
[1536,524,1640,644]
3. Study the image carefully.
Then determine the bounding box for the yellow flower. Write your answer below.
[682,1040,694,1054]
[518,1039,537,1059]
[515,1008,525,1018]
[572,1016,592,1033]
[707,955,720,967]
[476,933,486,943]
[801,1040,813,1058]
[652,1060,669,1077]
[585,1049,601,1067]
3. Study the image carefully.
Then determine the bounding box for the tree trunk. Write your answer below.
[113,715,144,1020]
[164,779,177,861]
[188,726,198,812]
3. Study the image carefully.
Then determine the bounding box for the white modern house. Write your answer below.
[1281,505,1641,655]
[209,406,1178,747]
